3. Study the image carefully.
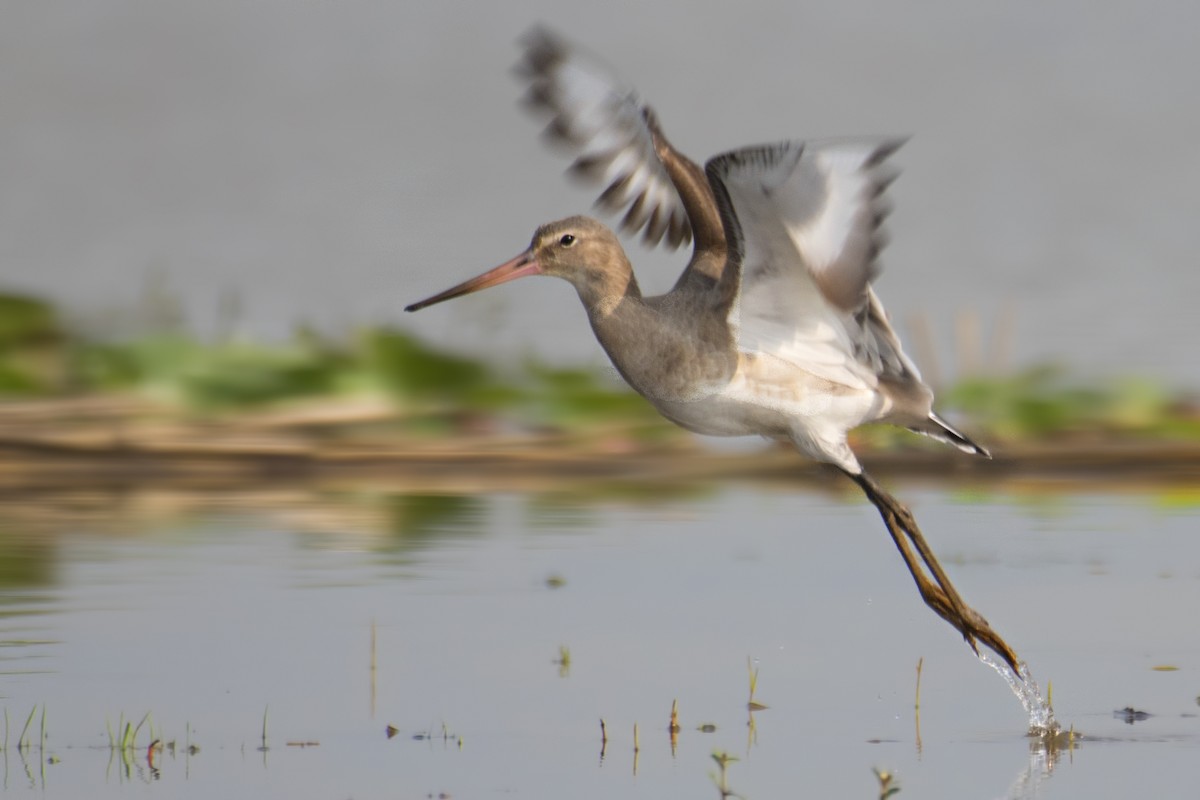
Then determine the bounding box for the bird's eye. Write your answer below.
[559,234,576,247]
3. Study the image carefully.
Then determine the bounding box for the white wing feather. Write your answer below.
[708,139,909,390]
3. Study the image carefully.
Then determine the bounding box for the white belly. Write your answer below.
[645,351,883,469]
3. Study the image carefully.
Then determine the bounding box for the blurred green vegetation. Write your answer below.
[0,294,65,393]
[0,290,669,438]
[0,289,1195,444]
[944,365,1200,441]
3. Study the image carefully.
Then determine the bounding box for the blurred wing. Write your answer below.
[516,27,691,249]
[707,138,911,388]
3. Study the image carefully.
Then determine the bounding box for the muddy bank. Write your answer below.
[1,422,1196,493]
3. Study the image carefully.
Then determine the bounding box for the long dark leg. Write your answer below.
[844,468,1020,673]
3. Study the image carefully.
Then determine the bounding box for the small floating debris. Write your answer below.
[554,645,571,676]
[386,725,400,739]
[1150,664,1179,672]
[409,723,461,747]
[696,723,717,733]
[1114,706,1152,724]
[545,574,567,589]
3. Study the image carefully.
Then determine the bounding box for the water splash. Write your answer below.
[978,653,1060,736]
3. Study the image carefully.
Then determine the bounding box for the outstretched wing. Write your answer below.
[706,138,918,389]
[515,27,691,249]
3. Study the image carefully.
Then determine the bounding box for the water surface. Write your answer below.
[1,481,1197,798]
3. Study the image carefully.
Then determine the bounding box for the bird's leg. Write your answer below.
[844,469,1021,673]
[855,472,971,613]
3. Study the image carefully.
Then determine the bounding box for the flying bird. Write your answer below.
[407,27,1019,672]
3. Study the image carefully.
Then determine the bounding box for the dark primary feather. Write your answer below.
[515,26,691,250]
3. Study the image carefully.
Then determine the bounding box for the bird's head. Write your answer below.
[405,216,632,313]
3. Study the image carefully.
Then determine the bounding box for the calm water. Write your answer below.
[1,480,1197,798]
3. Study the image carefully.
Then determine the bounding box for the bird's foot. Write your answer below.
[877,494,1019,671]
[911,570,1019,672]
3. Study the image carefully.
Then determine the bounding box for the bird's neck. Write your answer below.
[575,260,641,319]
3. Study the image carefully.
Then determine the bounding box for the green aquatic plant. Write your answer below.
[555,645,571,678]
[108,711,153,751]
[874,767,900,799]
[710,751,742,799]
[747,657,767,711]
[17,704,37,751]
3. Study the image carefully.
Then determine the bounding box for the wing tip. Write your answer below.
[866,136,909,167]
[514,27,692,254]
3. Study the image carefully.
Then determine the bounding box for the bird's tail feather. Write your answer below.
[907,412,991,458]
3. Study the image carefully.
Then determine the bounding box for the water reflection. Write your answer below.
[0,532,56,591]
[380,494,486,546]
[0,528,59,683]
[1005,740,1060,800]
[0,481,1195,799]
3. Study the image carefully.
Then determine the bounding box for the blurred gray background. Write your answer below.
[3,0,1196,387]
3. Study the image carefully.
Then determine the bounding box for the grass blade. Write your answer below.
[18,705,37,751]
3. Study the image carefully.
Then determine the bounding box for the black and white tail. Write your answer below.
[908,412,991,458]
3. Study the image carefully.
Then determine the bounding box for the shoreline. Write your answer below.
[1,393,1196,492]
[2,430,1197,492]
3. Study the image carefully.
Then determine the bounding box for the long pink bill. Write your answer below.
[405,250,542,312]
